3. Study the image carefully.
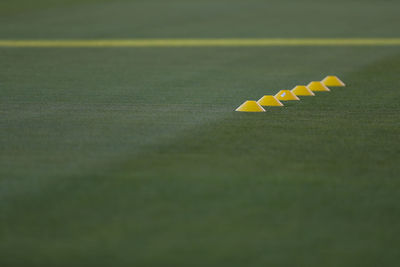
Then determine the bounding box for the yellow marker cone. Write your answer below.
[275,90,300,101]
[307,81,330,92]
[291,85,315,96]
[257,95,284,106]
[235,100,266,112]
[321,75,345,87]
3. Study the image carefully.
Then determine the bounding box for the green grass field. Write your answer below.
[1,0,400,266]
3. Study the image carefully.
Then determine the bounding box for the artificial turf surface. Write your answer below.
[1,0,400,266]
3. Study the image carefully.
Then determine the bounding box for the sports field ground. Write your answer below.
[1,0,400,266]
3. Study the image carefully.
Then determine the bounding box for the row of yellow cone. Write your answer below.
[235,75,345,112]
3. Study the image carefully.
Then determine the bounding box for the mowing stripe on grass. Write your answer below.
[0,38,400,47]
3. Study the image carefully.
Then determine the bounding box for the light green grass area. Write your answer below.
[1,0,400,266]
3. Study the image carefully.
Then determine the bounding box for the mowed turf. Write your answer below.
[1,0,400,266]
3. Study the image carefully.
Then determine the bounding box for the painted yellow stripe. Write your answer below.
[0,39,400,47]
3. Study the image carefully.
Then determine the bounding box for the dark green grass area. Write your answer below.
[1,0,400,266]
[2,47,400,267]
[1,0,400,38]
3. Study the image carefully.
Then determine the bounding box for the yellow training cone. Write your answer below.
[235,100,266,112]
[307,81,330,92]
[257,95,284,106]
[275,90,300,101]
[291,85,315,96]
[321,75,345,87]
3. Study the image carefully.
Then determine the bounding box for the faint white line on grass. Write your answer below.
[1,38,400,47]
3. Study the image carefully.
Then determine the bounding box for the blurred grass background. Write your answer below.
[0,0,400,266]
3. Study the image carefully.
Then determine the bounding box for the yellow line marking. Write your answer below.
[0,39,400,47]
